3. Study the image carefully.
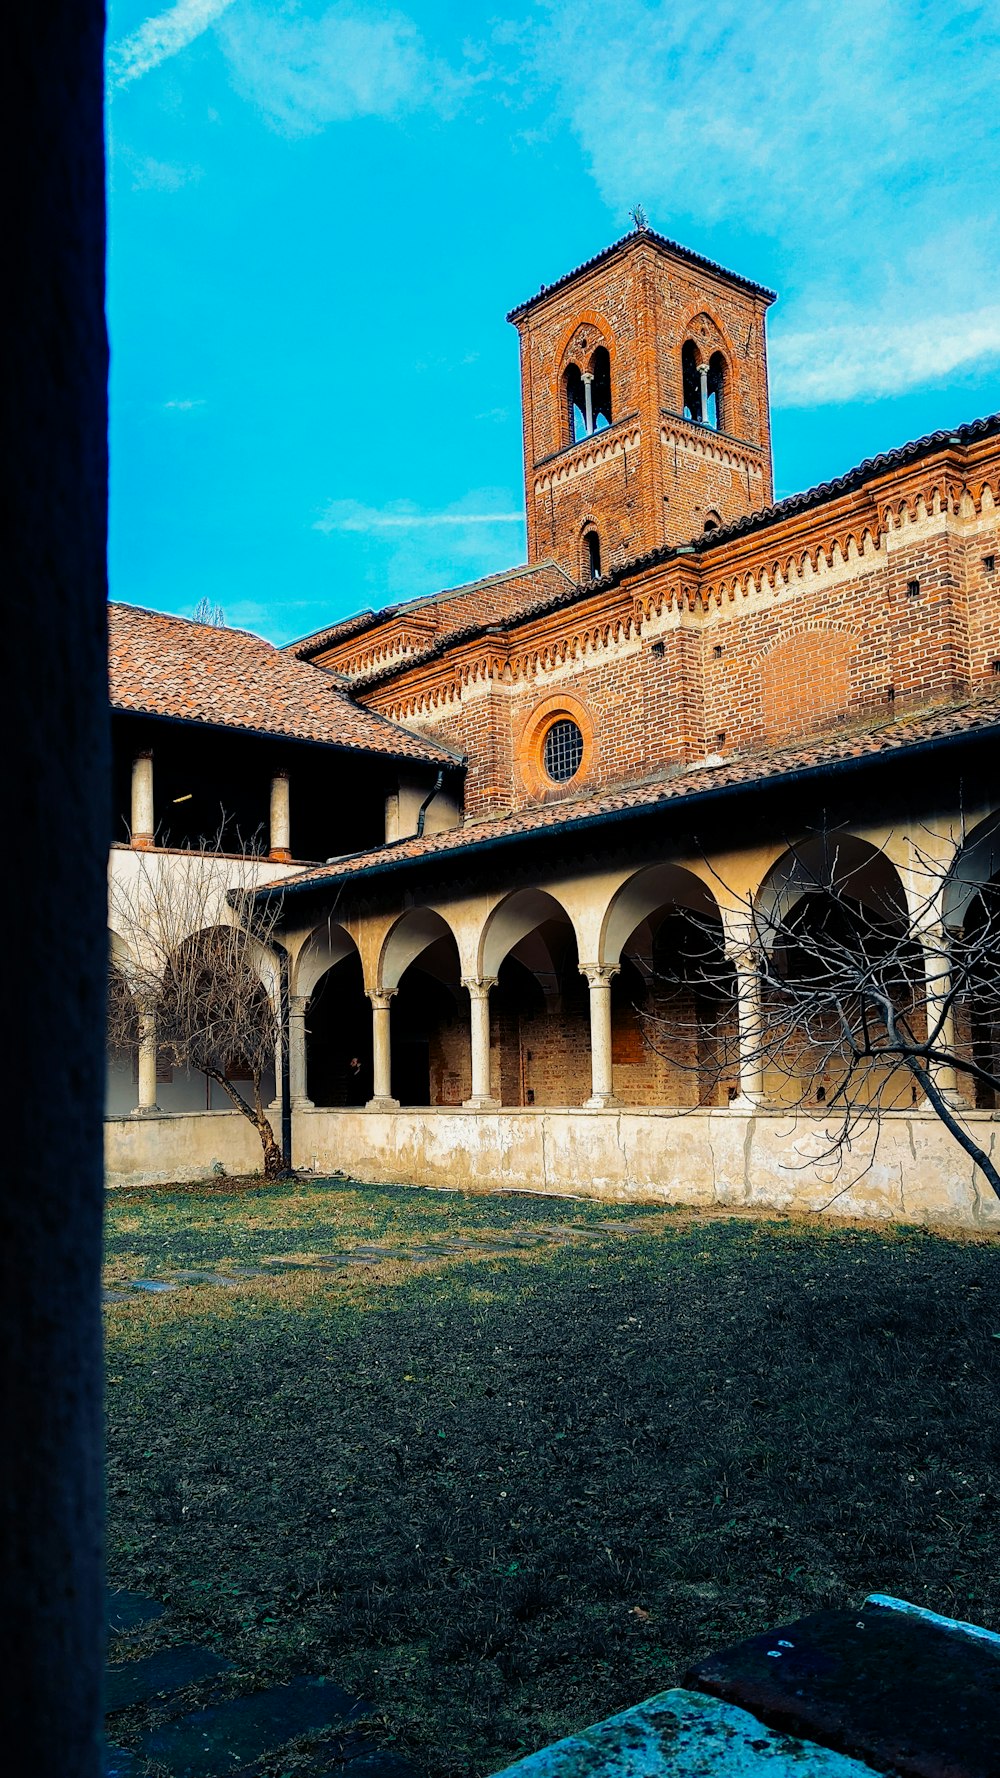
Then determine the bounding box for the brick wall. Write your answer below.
[365,451,998,819]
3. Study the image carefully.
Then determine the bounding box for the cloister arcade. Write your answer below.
[268,815,1000,1123]
[106,813,1000,1127]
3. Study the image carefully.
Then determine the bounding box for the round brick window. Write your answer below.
[543,717,584,783]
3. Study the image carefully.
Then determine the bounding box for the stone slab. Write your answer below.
[107,1589,165,1636]
[488,1686,873,1776]
[686,1602,1000,1778]
[129,1278,179,1293]
[171,1271,244,1288]
[136,1676,369,1775]
[104,1746,139,1777]
[106,1644,234,1712]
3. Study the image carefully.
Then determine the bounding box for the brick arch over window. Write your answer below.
[756,625,857,740]
[555,311,616,449]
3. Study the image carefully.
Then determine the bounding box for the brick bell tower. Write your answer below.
[507,225,776,582]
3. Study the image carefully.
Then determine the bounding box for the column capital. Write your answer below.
[289,993,309,1016]
[580,963,619,988]
[367,989,396,1011]
[580,369,594,384]
[461,975,497,999]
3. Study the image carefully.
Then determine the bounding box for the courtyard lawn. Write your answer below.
[104,1180,1000,1778]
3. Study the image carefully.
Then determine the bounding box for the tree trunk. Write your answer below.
[209,1072,285,1179]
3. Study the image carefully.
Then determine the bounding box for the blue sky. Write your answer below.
[107,0,1000,645]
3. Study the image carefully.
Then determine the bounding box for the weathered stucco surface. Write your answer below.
[106,1105,1000,1229]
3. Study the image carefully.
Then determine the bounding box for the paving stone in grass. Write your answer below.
[104,1290,131,1303]
[107,1588,165,1636]
[489,1686,871,1776]
[171,1271,244,1289]
[130,1278,179,1293]
[136,1676,369,1776]
[104,1745,139,1777]
[106,1644,234,1712]
[685,1600,1000,1778]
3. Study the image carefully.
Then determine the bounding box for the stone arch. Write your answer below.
[600,863,720,971]
[754,835,917,1110]
[942,811,1000,933]
[378,906,462,995]
[294,919,359,1000]
[479,887,579,981]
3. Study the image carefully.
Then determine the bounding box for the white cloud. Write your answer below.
[772,306,1000,407]
[527,0,1000,402]
[314,500,523,534]
[164,398,207,409]
[109,0,237,89]
[216,4,451,135]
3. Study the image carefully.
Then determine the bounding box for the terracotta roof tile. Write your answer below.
[108,604,460,765]
[285,562,573,663]
[262,692,1000,898]
[506,225,777,322]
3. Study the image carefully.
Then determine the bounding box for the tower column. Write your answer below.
[697,361,711,426]
[581,370,594,437]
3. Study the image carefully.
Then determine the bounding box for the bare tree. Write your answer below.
[636,826,1000,1202]
[109,836,287,1177]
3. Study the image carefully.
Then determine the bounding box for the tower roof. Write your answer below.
[506,226,777,323]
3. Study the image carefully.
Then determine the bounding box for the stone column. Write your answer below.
[697,362,711,426]
[462,976,499,1108]
[270,769,291,862]
[134,1003,160,1115]
[581,370,594,436]
[367,991,399,1109]
[921,925,960,1104]
[722,909,764,1110]
[582,964,619,1108]
[289,994,313,1110]
[131,750,154,848]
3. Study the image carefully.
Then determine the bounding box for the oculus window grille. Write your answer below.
[543,718,584,783]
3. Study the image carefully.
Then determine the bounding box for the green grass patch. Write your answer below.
[105,1180,1000,1776]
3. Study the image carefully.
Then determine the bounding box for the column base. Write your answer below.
[129,1103,161,1117]
[291,1096,314,1111]
[727,1093,760,1113]
[463,1094,500,1110]
[366,1095,400,1111]
[584,1093,619,1110]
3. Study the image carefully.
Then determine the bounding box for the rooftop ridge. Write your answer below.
[286,560,574,661]
[506,226,777,323]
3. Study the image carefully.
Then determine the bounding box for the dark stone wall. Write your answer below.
[2,6,108,1773]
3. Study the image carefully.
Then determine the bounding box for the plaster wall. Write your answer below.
[105,1109,275,1185]
[290,1106,1000,1232]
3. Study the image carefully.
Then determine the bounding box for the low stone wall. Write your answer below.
[105,1110,274,1187]
[293,1105,1000,1230]
[104,1103,1000,1227]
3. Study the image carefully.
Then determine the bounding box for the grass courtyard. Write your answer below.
[104,1179,1000,1777]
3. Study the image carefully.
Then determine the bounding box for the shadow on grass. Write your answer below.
[105,1190,1000,1777]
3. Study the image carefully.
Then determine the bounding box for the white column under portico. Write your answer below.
[288,993,313,1110]
[920,922,961,1104]
[722,907,765,1110]
[582,964,619,1108]
[462,976,499,1109]
[131,750,154,848]
[367,991,399,1110]
[133,1002,160,1115]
